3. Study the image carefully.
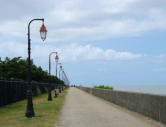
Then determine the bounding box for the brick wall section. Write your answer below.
[77,87,166,124]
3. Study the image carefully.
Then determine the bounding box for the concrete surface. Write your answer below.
[78,87,166,124]
[56,88,165,127]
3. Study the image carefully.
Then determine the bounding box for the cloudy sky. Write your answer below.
[1,0,166,86]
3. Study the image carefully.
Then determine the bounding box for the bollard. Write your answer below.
[54,88,59,98]
[59,87,62,93]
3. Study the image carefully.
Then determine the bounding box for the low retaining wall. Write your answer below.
[77,87,166,124]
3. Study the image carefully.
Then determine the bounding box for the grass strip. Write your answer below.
[0,89,69,127]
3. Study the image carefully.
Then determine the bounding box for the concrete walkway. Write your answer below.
[56,88,165,127]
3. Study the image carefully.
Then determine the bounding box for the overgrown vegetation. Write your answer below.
[94,85,113,90]
[0,90,68,127]
[0,57,63,84]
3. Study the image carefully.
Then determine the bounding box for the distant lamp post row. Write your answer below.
[25,19,66,118]
[49,52,64,95]
[49,52,63,80]
[59,63,62,80]
[48,52,59,101]
[26,19,47,118]
[49,52,61,78]
[55,52,59,77]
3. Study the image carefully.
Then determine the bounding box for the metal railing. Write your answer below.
[0,80,67,107]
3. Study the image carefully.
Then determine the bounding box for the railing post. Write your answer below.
[48,83,52,100]
[0,81,2,107]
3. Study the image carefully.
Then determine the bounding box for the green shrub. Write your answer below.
[94,85,113,90]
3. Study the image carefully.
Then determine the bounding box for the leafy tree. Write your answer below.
[0,57,64,84]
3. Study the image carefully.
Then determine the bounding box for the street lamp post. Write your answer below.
[55,53,59,77]
[26,19,47,118]
[57,63,62,80]
[48,52,58,101]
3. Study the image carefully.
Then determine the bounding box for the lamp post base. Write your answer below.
[59,88,61,93]
[25,90,35,118]
[48,89,52,101]
[54,88,59,98]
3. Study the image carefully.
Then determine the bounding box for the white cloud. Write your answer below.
[46,0,166,41]
[0,20,26,37]
[57,44,142,62]
[0,0,55,21]
[1,0,166,41]
[0,41,27,57]
[0,42,143,64]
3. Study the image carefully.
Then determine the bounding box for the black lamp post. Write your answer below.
[48,52,58,101]
[55,52,59,77]
[58,63,62,79]
[25,19,47,118]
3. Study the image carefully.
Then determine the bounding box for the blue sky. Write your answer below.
[1,0,166,86]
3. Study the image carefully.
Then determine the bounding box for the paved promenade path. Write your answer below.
[56,88,165,127]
